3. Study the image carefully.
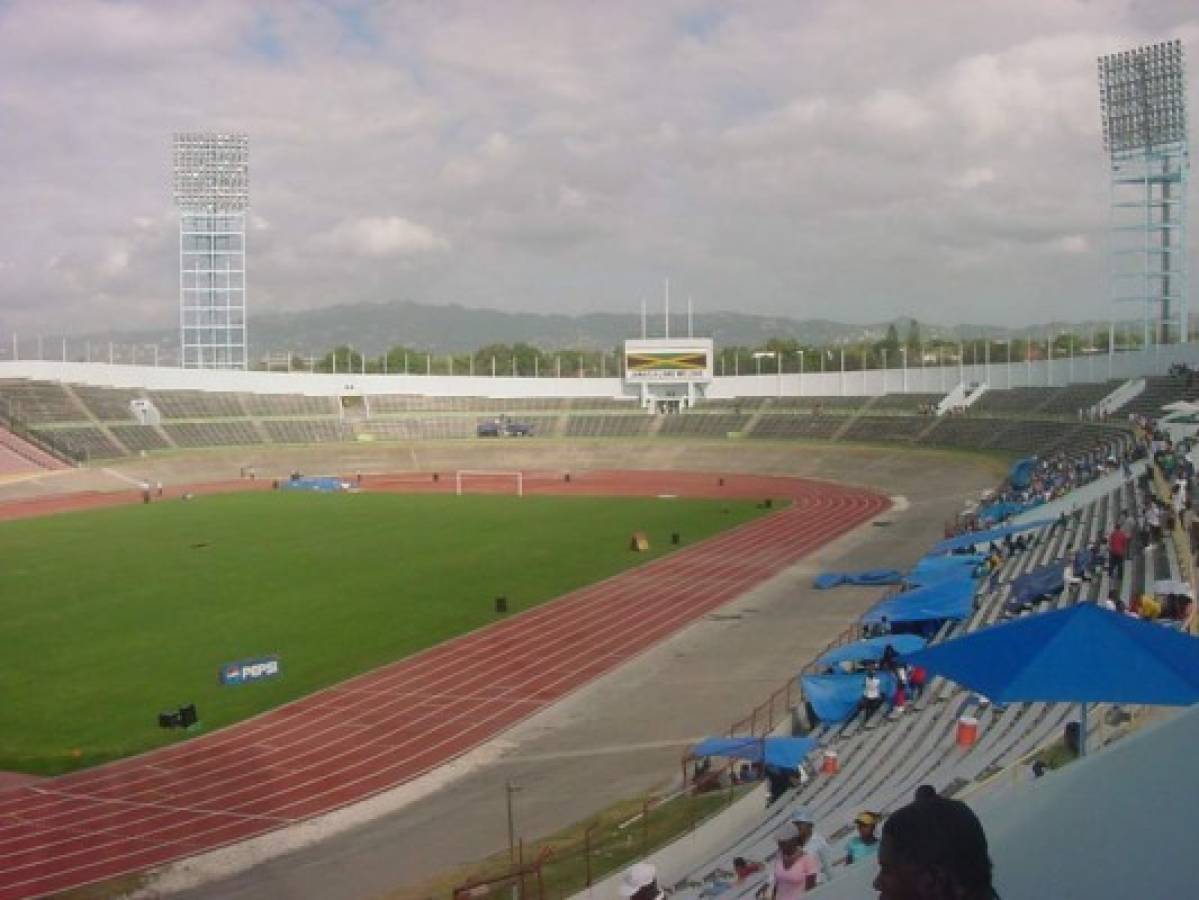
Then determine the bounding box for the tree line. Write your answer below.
[259,321,1154,375]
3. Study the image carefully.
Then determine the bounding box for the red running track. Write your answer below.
[0,470,888,899]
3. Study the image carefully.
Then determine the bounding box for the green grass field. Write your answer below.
[0,491,765,775]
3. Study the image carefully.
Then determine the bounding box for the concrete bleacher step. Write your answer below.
[0,426,70,470]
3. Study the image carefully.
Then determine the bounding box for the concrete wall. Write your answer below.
[3,343,1199,399]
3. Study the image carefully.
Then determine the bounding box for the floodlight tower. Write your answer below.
[1098,41,1189,346]
[172,133,249,369]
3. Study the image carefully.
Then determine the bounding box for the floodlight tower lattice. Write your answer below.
[1098,41,1190,346]
[172,133,249,369]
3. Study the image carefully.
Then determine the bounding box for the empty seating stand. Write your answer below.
[658,414,751,437]
[71,385,141,422]
[749,414,845,440]
[0,380,86,424]
[30,426,123,460]
[108,425,170,453]
[565,415,653,437]
[1119,375,1199,417]
[147,390,245,419]
[162,422,263,448]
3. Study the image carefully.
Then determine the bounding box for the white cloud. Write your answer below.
[315,216,449,258]
[1049,234,1089,254]
[860,89,933,133]
[0,0,1196,336]
[99,247,130,277]
[952,167,997,190]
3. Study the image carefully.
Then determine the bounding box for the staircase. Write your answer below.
[0,427,71,472]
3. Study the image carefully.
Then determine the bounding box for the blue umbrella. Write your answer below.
[903,602,1199,753]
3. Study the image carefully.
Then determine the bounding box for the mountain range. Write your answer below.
[62,300,1123,360]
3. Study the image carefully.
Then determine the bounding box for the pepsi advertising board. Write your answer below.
[219,655,282,686]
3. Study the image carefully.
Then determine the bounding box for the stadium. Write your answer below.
[0,305,1198,900]
[1,10,1197,900]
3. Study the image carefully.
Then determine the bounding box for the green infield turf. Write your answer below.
[0,491,767,774]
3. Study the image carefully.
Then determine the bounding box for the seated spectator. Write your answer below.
[844,811,881,865]
[890,678,908,715]
[1130,594,1162,620]
[619,862,664,900]
[733,856,763,882]
[873,796,995,900]
[1160,593,1193,622]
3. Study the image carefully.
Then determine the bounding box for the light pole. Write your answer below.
[753,351,779,396]
[505,780,522,865]
[900,347,908,392]
[881,348,888,393]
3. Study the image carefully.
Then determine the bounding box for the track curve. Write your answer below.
[0,470,888,899]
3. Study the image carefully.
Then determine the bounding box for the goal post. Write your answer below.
[454,470,524,497]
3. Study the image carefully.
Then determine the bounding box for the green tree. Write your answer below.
[906,319,921,351]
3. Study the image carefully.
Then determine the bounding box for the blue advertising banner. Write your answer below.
[219,655,282,686]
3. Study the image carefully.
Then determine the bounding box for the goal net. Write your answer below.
[455,470,524,497]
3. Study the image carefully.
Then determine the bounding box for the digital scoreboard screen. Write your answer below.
[624,343,713,381]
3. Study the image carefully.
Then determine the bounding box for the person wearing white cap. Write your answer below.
[618,861,663,900]
[767,824,818,899]
[790,806,833,884]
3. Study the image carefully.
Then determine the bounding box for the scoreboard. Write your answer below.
[623,339,714,382]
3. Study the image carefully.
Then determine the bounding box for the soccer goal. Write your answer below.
[455,470,524,497]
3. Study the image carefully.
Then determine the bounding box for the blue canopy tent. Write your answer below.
[860,577,976,636]
[812,569,904,589]
[800,671,898,724]
[907,554,985,587]
[902,602,1199,753]
[931,518,1053,554]
[814,634,927,671]
[690,736,819,770]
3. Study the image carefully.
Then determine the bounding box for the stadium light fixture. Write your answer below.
[1098,40,1187,159]
[1097,41,1190,345]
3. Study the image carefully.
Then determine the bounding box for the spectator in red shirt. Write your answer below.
[1108,524,1129,581]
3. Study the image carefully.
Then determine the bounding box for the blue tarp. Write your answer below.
[931,518,1053,554]
[813,569,904,589]
[977,500,1034,525]
[801,671,897,724]
[902,602,1199,705]
[814,634,927,671]
[691,736,819,770]
[908,554,985,585]
[860,577,976,626]
[1009,563,1065,609]
[279,476,346,493]
[1009,457,1037,490]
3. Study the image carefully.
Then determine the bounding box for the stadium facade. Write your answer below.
[1,342,1197,402]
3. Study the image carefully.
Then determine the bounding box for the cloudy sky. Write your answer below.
[0,0,1196,336]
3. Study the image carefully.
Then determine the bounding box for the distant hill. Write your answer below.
[65,300,1112,360]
